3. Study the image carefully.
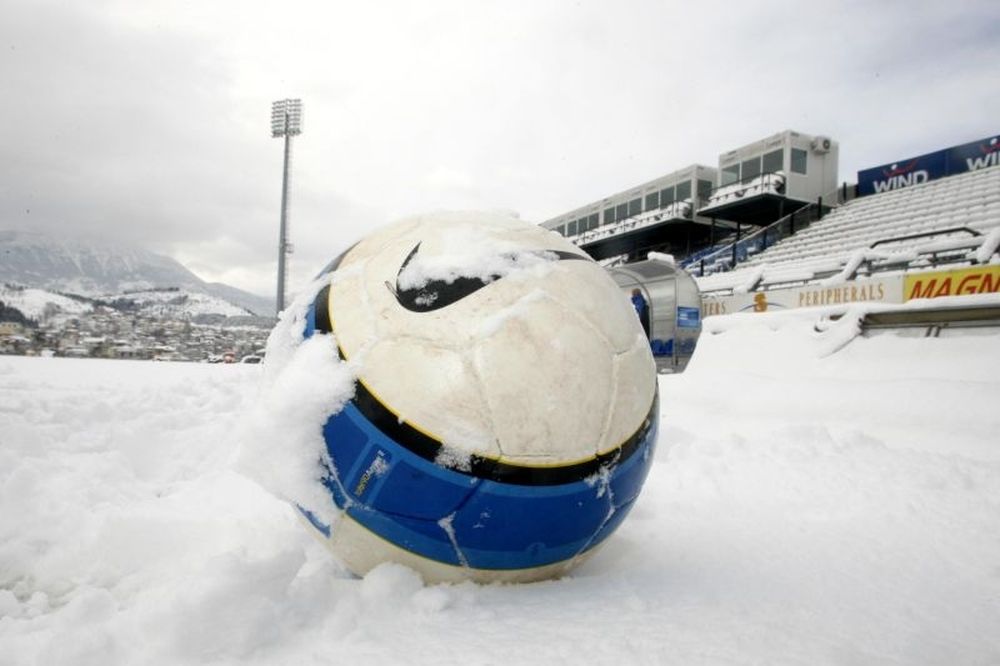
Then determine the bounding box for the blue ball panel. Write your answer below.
[453,479,610,549]
[324,403,479,519]
[449,480,610,569]
[303,301,317,338]
[321,405,369,482]
[312,397,659,571]
[608,420,659,508]
[372,458,479,520]
[587,497,639,551]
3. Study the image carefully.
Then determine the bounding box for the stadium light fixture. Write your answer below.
[271,98,303,314]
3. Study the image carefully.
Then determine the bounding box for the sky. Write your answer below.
[2,0,998,298]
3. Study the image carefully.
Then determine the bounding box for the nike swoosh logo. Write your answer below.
[389,242,590,312]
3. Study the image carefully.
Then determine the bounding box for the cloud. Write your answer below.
[1,0,998,297]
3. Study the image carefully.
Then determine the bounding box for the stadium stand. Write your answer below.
[545,129,999,337]
[697,164,1000,294]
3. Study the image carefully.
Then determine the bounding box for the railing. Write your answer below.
[700,226,1000,295]
[868,226,981,249]
[686,182,852,277]
[684,202,819,276]
[566,198,701,246]
[848,227,991,278]
[679,233,739,267]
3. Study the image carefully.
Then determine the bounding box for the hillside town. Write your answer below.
[0,297,274,363]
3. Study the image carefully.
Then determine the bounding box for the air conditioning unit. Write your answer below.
[811,136,833,153]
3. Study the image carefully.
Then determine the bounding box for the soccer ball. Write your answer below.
[298,211,658,583]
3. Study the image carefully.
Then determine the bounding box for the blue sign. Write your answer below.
[857,150,948,196]
[949,136,1000,174]
[677,306,700,329]
[857,134,999,196]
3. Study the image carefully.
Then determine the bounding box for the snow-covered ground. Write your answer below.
[2,308,999,665]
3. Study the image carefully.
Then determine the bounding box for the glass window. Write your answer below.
[616,203,628,220]
[676,180,692,201]
[628,198,642,217]
[645,191,659,210]
[741,156,762,180]
[603,207,615,225]
[567,220,577,236]
[791,148,808,174]
[763,149,783,174]
[588,213,599,229]
[721,164,740,186]
[697,179,713,201]
[660,186,675,205]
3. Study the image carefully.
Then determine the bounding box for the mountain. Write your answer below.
[0,230,275,316]
[203,281,274,318]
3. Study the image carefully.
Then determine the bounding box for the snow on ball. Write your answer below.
[289,211,658,584]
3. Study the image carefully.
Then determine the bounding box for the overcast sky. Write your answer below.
[2,0,998,298]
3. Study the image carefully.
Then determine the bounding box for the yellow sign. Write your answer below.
[904,265,1000,301]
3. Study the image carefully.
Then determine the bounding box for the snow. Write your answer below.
[567,201,693,246]
[646,251,675,265]
[702,172,786,210]
[237,276,356,528]
[395,223,559,291]
[0,284,91,320]
[2,306,1000,665]
[975,227,1000,264]
[816,248,896,287]
[731,265,764,294]
[107,288,251,318]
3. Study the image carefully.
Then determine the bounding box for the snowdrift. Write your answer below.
[1,306,999,665]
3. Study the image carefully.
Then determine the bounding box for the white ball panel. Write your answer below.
[472,297,612,464]
[360,338,500,459]
[600,334,657,454]
[327,264,380,357]
[541,261,645,354]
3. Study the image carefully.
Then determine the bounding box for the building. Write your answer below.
[542,129,839,266]
[699,129,839,225]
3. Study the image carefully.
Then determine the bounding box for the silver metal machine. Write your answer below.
[609,256,702,372]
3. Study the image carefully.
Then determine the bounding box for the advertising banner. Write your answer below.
[702,275,904,317]
[857,133,999,196]
[948,136,1000,174]
[857,150,949,196]
[904,265,1000,301]
[702,266,1000,318]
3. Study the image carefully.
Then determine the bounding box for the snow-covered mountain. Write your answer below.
[0,230,274,316]
[0,284,92,320]
[0,283,254,321]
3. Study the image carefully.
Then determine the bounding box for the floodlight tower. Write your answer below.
[271,98,303,314]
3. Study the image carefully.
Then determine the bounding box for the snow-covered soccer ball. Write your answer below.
[297,211,658,583]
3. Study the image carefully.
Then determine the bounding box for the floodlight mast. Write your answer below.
[271,98,302,314]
